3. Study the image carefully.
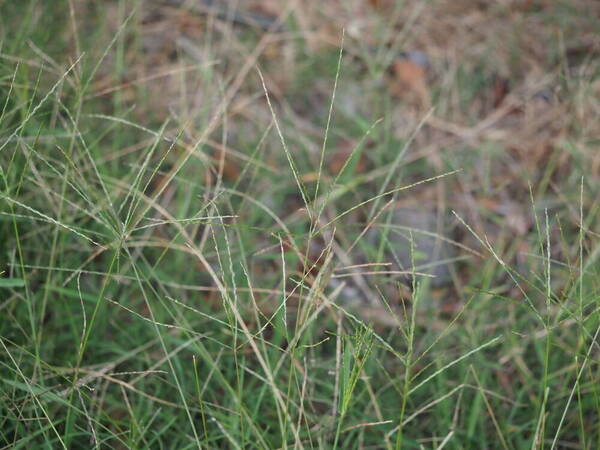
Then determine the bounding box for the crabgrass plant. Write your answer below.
[1,1,599,448]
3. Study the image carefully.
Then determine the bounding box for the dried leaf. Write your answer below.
[328,148,368,175]
[495,369,515,397]
[247,0,282,18]
[389,58,430,107]
[492,76,510,109]
[214,147,241,181]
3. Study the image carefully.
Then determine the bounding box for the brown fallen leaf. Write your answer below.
[328,148,368,175]
[211,146,241,182]
[367,0,384,7]
[247,0,282,18]
[492,76,510,109]
[297,238,328,278]
[367,0,396,12]
[495,368,515,398]
[389,59,430,107]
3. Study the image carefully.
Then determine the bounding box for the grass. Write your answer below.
[1,0,599,448]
